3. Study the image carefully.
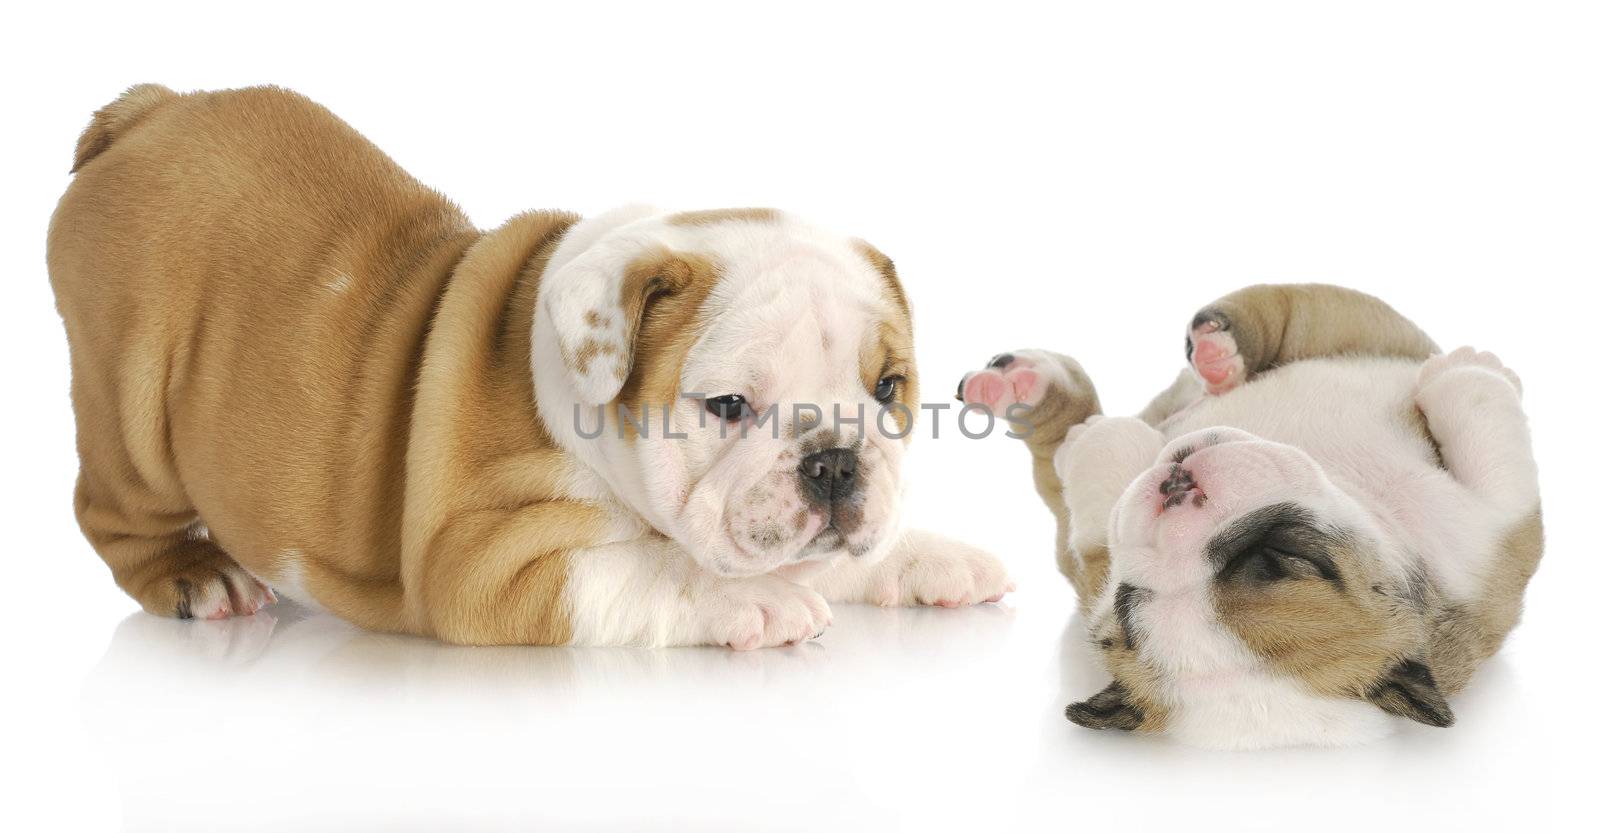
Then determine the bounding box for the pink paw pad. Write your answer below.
[961,371,1009,410]
[957,354,1045,411]
[1188,325,1245,395]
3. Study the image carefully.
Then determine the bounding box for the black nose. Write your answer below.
[1159,464,1196,496]
[799,448,858,504]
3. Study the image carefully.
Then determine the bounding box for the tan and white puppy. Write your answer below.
[959,284,1542,748]
[48,84,1010,648]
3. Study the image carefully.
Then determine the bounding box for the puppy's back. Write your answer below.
[51,84,467,299]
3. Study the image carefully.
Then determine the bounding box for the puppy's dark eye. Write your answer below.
[874,375,903,404]
[705,394,748,422]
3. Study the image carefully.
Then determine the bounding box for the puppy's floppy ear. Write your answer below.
[1365,659,1455,727]
[541,242,707,405]
[1065,681,1145,731]
[851,239,910,320]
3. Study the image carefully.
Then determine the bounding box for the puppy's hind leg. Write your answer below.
[1184,283,1439,396]
[69,367,274,620]
[75,478,275,620]
[1414,347,1539,520]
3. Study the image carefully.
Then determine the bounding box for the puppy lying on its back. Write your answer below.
[959,285,1542,748]
[48,85,1010,647]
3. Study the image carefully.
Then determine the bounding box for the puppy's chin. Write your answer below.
[696,533,789,578]
[687,510,898,578]
[686,518,817,577]
[705,527,848,578]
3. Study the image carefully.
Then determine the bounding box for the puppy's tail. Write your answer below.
[71,84,179,173]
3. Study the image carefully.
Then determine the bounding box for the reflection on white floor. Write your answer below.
[84,601,1031,832]
[75,587,1575,832]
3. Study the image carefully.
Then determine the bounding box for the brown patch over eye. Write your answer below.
[1210,505,1426,699]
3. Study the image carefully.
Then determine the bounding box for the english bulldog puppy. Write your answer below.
[959,284,1541,747]
[48,84,1010,648]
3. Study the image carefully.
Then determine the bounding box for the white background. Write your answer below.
[5,1,1597,830]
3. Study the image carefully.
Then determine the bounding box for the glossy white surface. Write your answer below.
[7,1,1597,830]
[37,564,1593,831]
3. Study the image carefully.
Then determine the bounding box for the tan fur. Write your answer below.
[1194,283,1439,379]
[610,248,723,438]
[1215,544,1423,699]
[850,242,919,434]
[1426,509,1544,693]
[50,85,610,642]
[1065,543,1112,622]
[851,240,911,324]
[857,321,919,435]
[664,207,781,227]
[1090,599,1171,733]
[400,211,599,644]
[70,83,179,173]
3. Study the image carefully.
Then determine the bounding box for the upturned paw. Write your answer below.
[1417,346,1523,398]
[956,349,1099,444]
[1186,317,1247,396]
[701,574,833,651]
[876,536,1013,608]
[956,351,1050,413]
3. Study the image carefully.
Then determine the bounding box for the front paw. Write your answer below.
[699,574,833,651]
[956,349,1099,443]
[879,534,1013,608]
[956,351,1051,413]
[1417,346,1523,397]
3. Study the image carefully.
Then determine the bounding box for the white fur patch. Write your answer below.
[268,549,326,613]
[563,536,832,649]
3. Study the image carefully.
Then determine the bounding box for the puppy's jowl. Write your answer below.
[49,85,1010,647]
[961,284,1542,748]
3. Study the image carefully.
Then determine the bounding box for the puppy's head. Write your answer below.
[535,207,917,576]
[1068,428,1451,748]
